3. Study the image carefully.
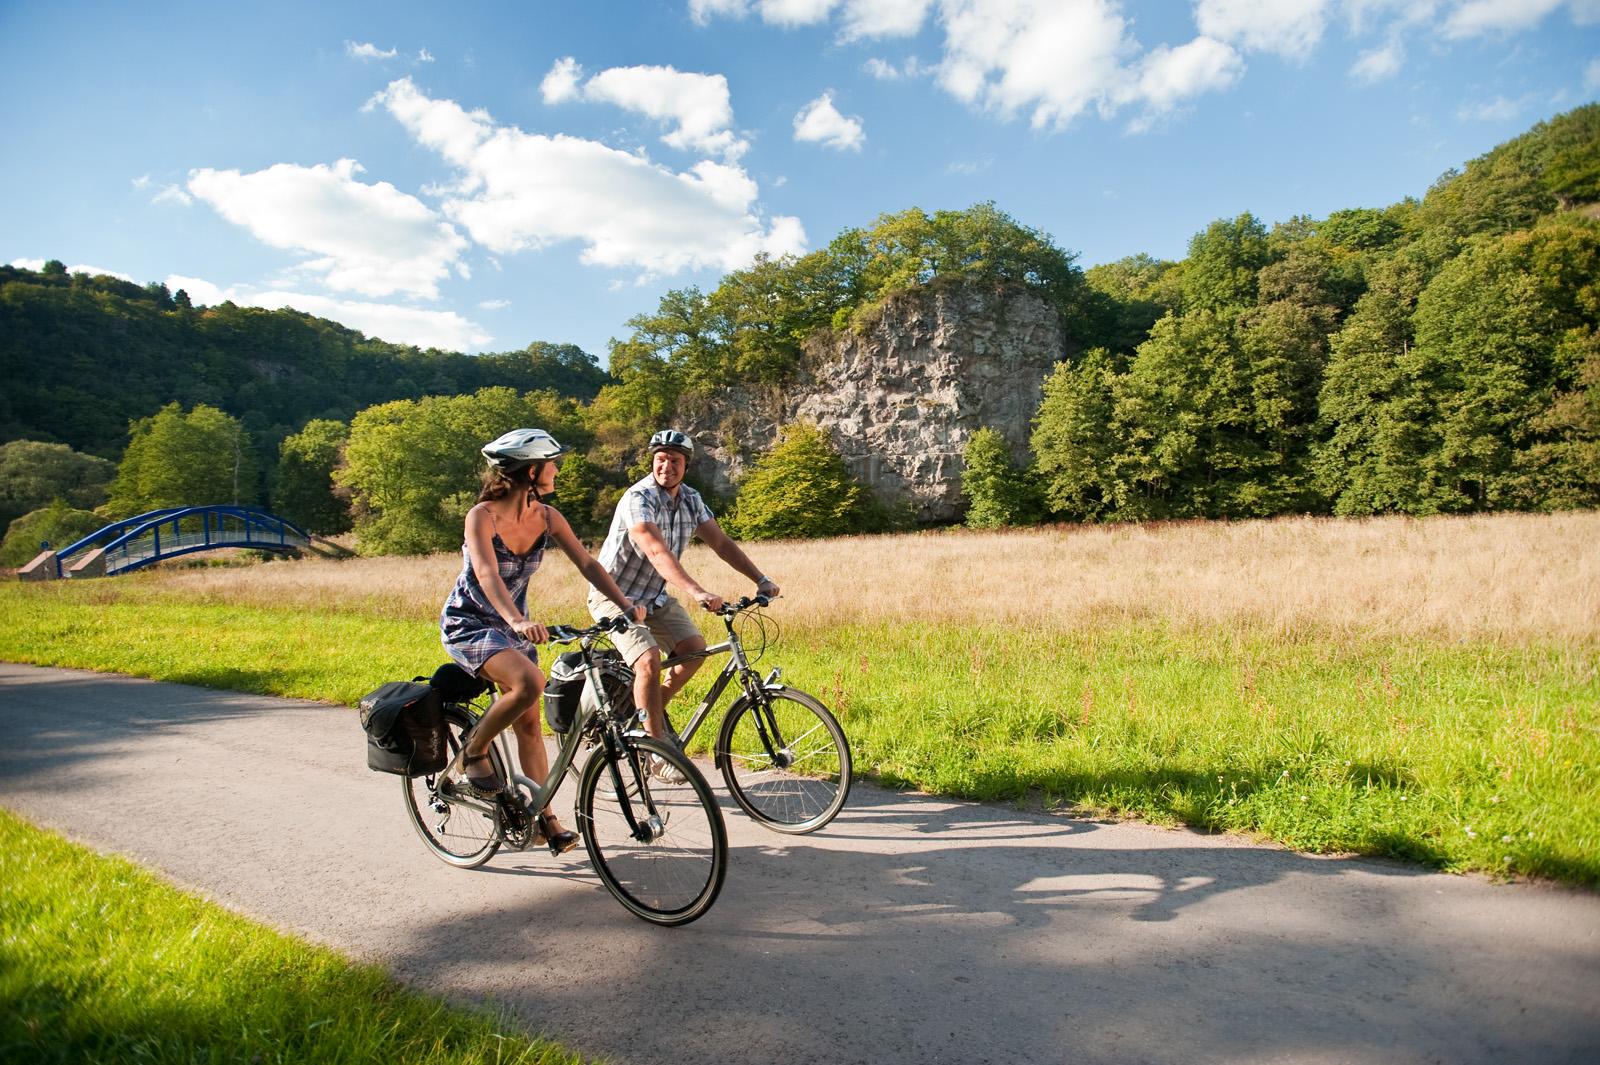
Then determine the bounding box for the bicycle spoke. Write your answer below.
[718,689,851,834]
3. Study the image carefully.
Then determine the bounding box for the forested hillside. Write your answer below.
[0,268,610,460]
[2,105,1596,556]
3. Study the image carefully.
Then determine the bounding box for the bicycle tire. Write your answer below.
[716,687,851,834]
[402,704,504,868]
[577,735,727,926]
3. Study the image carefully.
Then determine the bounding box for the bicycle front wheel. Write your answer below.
[717,687,851,834]
[577,736,727,926]
[402,705,503,869]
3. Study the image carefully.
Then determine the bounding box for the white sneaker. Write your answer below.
[648,754,687,785]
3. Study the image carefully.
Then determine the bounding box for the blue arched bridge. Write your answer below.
[49,506,312,578]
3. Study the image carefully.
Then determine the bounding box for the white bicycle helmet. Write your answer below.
[482,428,568,470]
[649,428,694,458]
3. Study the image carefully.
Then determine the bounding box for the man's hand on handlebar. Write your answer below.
[694,590,725,614]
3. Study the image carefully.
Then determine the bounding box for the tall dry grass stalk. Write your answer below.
[149,511,1600,642]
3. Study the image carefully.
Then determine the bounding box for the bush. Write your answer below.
[723,423,865,540]
[0,441,114,530]
[961,428,1043,528]
[0,501,104,567]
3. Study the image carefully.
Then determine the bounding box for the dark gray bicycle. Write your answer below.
[658,594,852,834]
[401,614,728,927]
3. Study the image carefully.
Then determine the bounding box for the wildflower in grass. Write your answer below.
[1502,835,1513,843]
[1490,795,1501,803]
[1300,795,1308,802]
[1465,826,1477,838]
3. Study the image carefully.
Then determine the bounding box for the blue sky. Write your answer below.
[3,1,1596,361]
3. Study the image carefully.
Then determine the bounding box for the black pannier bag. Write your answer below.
[359,680,446,776]
[544,649,635,733]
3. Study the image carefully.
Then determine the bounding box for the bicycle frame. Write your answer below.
[442,631,666,841]
[659,607,783,751]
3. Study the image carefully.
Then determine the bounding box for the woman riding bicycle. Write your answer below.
[439,428,644,853]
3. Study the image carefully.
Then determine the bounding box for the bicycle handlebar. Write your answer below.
[545,613,632,645]
[546,594,776,642]
[715,592,777,617]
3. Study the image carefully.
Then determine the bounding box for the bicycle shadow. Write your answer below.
[379,788,1600,1065]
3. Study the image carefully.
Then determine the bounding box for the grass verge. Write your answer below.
[0,807,585,1065]
[1,580,1596,886]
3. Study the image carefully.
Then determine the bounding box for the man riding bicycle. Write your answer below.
[587,429,780,770]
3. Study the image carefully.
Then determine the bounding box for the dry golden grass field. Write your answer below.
[150,510,1600,642]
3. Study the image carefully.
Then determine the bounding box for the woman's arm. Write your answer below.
[548,507,646,622]
[464,505,548,641]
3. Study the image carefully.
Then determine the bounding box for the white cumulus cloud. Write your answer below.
[186,158,469,299]
[1195,0,1328,60]
[540,59,748,160]
[541,56,585,103]
[370,78,804,277]
[9,258,134,281]
[937,0,1137,129]
[1442,0,1564,38]
[1127,35,1243,112]
[1350,41,1404,83]
[840,0,935,38]
[346,41,398,60]
[152,184,192,206]
[166,274,492,351]
[793,92,867,150]
[1587,56,1600,91]
[1456,94,1527,121]
[691,0,932,36]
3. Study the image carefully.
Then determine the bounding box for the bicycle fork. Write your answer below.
[601,732,667,843]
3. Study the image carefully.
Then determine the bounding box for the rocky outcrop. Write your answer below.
[687,282,1064,522]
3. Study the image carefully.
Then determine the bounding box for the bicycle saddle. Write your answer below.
[429,662,490,702]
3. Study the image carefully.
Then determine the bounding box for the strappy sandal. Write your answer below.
[461,750,503,795]
[537,812,580,855]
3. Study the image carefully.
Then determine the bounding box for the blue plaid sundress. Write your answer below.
[439,518,548,676]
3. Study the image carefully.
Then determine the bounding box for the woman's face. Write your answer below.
[531,459,559,497]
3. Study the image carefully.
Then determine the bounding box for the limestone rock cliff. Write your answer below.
[686,282,1064,522]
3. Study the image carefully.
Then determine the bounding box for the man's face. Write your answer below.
[652,447,687,491]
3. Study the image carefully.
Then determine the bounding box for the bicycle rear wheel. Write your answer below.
[717,686,851,834]
[577,735,727,926]
[402,705,503,868]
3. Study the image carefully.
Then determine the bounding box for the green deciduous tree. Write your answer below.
[1031,350,1124,519]
[107,403,256,515]
[1181,213,1269,313]
[0,440,115,531]
[1381,217,1600,512]
[273,419,350,534]
[723,423,864,541]
[337,388,587,555]
[960,428,1043,528]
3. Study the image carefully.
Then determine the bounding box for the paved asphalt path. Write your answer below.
[2,662,1597,1064]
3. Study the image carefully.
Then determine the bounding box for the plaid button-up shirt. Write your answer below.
[598,475,715,610]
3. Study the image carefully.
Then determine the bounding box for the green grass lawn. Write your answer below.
[2,580,1596,886]
[0,808,585,1065]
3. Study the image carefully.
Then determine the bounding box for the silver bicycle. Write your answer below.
[659,594,852,834]
[401,614,728,927]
